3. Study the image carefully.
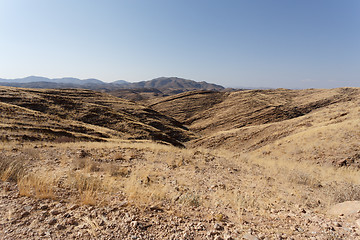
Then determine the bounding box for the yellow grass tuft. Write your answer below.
[18,173,56,200]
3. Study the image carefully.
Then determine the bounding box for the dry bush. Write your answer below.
[66,171,111,205]
[18,173,56,199]
[0,155,27,182]
[178,192,201,207]
[247,152,360,212]
[83,216,101,237]
[113,152,125,161]
[122,167,173,206]
[72,157,100,172]
[72,157,87,170]
[105,163,131,177]
[328,181,360,203]
[288,170,322,188]
[80,190,98,206]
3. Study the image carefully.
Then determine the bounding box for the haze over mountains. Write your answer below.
[0,76,224,91]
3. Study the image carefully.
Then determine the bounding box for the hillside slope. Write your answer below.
[0,87,194,146]
[1,87,360,239]
[150,88,356,133]
[147,90,227,122]
[150,88,360,167]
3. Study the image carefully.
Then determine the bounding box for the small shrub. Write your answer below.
[113,152,125,161]
[289,170,322,188]
[0,155,27,182]
[18,173,56,200]
[330,182,360,203]
[179,193,201,207]
[69,172,102,205]
[72,157,99,172]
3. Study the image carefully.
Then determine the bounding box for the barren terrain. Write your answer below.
[1,86,360,239]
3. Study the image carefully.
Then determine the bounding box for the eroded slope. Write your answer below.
[0,87,194,146]
[150,88,357,134]
[150,88,360,167]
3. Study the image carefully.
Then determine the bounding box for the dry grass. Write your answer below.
[2,87,360,238]
[18,173,56,199]
[245,153,360,210]
[0,87,194,146]
[83,216,101,237]
[1,139,359,232]
[0,155,27,182]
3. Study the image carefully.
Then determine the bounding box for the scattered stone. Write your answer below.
[69,204,79,211]
[207,230,219,236]
[48,218,57,225]
[130,221,139,228]
[149,205,164,212]
[111,207,119,212]
[20,211,30,219]
[56,224,66,230]
[40,205,49,210]
[334,222,342,227]
[139,223,152,230]
[24,206,32,212]
[195,223,206,231]
[214,223,224,231]
[66,218,79,226]
[50,210,60,216]
[78,149,90,158]
[3,182,11,192]
[224,234,234,240]
[119,200,128,207]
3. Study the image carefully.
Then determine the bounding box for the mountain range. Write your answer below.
[0,76,224,92]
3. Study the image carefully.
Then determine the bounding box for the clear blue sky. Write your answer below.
[0,0,359,88]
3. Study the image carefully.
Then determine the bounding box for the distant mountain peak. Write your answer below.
[0,76,224,94]
[112,80,129,85]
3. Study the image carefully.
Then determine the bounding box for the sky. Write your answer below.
[0,0,359,89]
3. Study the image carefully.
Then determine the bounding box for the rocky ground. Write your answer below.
[1,142,360,239]
[1,180,360,239]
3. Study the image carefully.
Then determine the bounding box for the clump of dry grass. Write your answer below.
[67,172,103,205]
[122,166,174,207]
[83,216,101,237]
[0,155,27,182]
[178,192,201,207]
[105,163,131,177]
[327,181,360,203]
[18,173,56,200]
[245,152,360,211]
[288,169,322,188]
[72,157,100,172]
[113,152,126,161]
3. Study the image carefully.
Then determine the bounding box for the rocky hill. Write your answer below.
[149,87,360,167]
[0,86,193,146]
[0,76,224,99]
[121,77,224,91]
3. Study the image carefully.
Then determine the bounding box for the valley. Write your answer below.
[1,86,360,239]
